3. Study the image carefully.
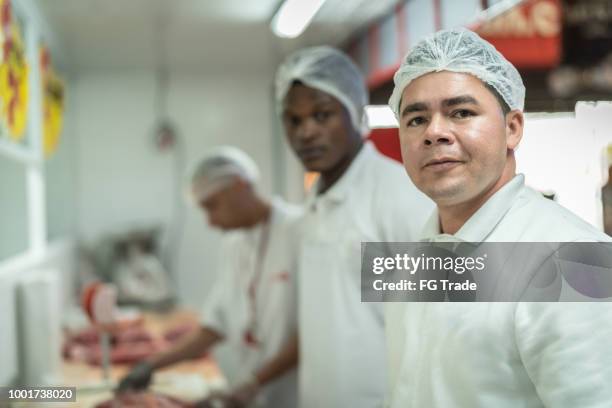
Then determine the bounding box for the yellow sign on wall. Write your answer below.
[0,0,29,143]
[40,46,64,157]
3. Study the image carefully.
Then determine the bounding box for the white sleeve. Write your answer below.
[199,239,236,337]
[515,302,612,407]
[199,275,229,336]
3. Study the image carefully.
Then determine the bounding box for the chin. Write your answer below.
[423,181,467,204]
[301,159,329,173]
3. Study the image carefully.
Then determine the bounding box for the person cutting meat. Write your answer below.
[117,146,301,408]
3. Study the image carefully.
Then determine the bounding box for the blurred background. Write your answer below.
[0,0,611,399]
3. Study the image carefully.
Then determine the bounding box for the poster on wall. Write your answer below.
[40,45,64,157]
[474,0,563,69]
[0,0,29,146]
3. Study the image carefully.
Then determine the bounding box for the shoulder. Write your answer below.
[270,197,305,225]
[358,145,435,240]
[269,197,306,243]
[359,145,411,192]
[364,145,408,179]
[505,186,611,242]
[366,146,434,209]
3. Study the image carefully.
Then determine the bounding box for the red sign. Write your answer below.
[368,128,402,163]
[473,0,562,69]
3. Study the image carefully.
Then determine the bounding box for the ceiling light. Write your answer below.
[271,0,327,38]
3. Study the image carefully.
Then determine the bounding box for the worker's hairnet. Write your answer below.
[275,46,369,135]
[389,27,525,119]
[189,146,259,203]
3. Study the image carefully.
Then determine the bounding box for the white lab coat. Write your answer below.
[297,142,434,408]
[201,198,302,408]
[386,174,612,408]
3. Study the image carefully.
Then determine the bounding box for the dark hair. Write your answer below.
[484,83,511,116]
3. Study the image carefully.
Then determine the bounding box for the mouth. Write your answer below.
[297,146,326,162]
[423,158,463,171]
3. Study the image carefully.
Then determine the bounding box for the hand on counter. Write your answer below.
[116,361,154,393]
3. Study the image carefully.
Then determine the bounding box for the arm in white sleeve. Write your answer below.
[515,302,612,407]
[200,270,230,337]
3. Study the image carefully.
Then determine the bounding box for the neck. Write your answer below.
[438,158,516,235]
[243,196,271,228]
[438,194,492,235]
[319,139,363,195]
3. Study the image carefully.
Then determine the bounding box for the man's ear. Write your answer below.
[505,110,524,151]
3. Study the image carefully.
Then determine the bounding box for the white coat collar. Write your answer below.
[306,142,376,208]
[422,174,526,242]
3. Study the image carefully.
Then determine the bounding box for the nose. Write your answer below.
[423,114,454,146]
[295,118,319,143]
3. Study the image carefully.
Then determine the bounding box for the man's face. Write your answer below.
[282,83,357,173]
[198,180,247,230]
[398,71,522,207]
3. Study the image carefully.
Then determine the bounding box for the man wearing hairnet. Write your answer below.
[386,28,612,407]
[275,47,433,407]
[117,146,301,408]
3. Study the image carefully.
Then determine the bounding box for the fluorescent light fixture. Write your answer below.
[365,105,399,128]
[271,0,327,38]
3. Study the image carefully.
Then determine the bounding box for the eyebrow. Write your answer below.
[443,95,479,108]
[400,102,429,118]
[400,95,480,118]
[283,100,335,116]
[313,100,335,109]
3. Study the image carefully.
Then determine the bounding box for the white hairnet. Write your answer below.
[389,27,525,119]
[275,46,369,135]
[189,146,259,203]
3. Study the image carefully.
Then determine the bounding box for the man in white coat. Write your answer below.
[385,28,612,407]
[118,146,301,408]
[275,46,434,407]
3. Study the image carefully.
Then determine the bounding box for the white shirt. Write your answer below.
[201,198,302,408]
[297,142,434,408]
[386,174,612,408]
